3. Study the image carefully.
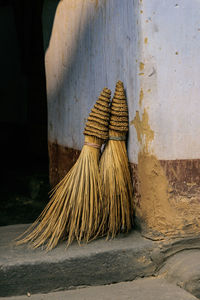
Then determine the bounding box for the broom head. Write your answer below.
[16,87,111,250]
[100,81,134,238]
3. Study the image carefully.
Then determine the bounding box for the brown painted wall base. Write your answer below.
[131,158,200,200]
[160,159,200,186]
[48,142,80,187]
[130,159,200,239]
[48,143,200,238]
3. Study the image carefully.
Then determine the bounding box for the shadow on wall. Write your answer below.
[43,0,137,185]
[44,1,108,185]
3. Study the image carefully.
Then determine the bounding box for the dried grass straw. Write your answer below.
[99,81,134,238]
[16,88,111,250]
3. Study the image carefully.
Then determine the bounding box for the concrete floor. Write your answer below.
[1,278,198,300]
[1,224,200,299]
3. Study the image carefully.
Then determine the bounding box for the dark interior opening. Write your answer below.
[0,0,50,225]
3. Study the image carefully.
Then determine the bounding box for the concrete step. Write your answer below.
[1,278,198,300]
[1,224,200,297]
[159,250,200,298]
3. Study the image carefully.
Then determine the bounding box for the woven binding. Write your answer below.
[109,136,126,141]
[84,87,111,140]
[109,81,129,133]
[84,142,101,149]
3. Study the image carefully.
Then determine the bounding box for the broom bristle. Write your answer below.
[100,130,133,237]
[16,88,111,250]
[100,81,134,238]
[16,136,102,250]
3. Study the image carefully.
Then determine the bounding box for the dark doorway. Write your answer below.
[0,0,49,225]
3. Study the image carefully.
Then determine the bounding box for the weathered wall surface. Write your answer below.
[132,0,200,238]
[43,0,140,185]
[44,0,200,238]
[43,0,139,167]
[134,0,200,160]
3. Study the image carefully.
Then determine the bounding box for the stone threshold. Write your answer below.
[1,224,200,297]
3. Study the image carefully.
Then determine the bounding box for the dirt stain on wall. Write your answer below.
[139,62,145,71]
[131,109,184,236]
[139,88,144,106]
[131,109,154,152]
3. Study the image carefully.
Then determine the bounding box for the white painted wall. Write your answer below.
[43,0,140,161]
[139,0,200,160]
[44,0,200,163]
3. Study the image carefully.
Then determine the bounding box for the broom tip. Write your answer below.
[116,80,124,89]
[103,87,111,95]
[84,87,111,140]
[116,80,123,86]
[115,81,125,94]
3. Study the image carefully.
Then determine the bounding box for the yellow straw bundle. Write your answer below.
[99,81,134,238]
[16,88,111,250]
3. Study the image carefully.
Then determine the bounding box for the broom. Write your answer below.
[99,81,134,238]
[16,87,111,250]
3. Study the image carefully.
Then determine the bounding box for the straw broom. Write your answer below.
[99,81,134,238]
[16,88,111,250]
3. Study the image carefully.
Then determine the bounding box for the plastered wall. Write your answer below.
[136,0,200,161]
[43,0,139,163]
[44,0,200,164]
[44,0,200,237]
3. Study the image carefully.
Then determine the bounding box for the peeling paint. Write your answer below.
[131,109,154,152]
[139,62,145,71]
[132,108,185,236]
[137,150,180,233]
[139,88,144,107]
[131,107,200,237]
